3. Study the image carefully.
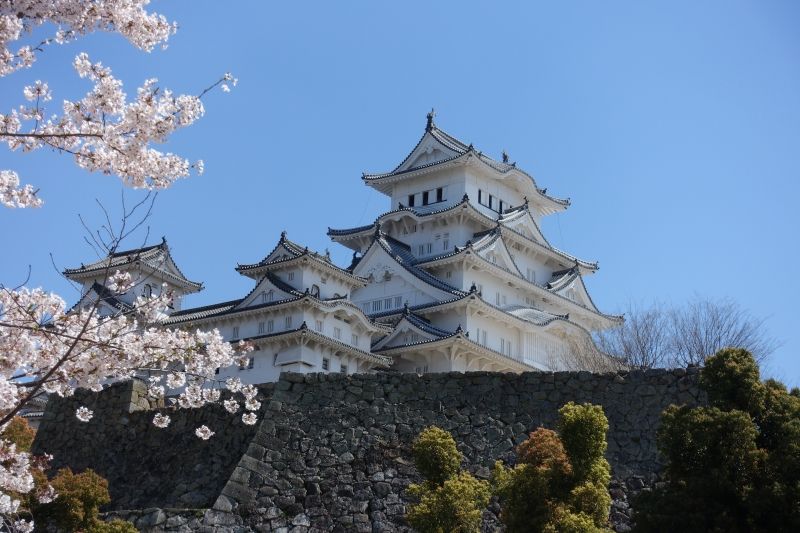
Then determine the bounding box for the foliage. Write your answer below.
[32,468,134,532]
[411,426,463,487]
[407,472,491,533]
[493,402,612,533]
[407,427,490,533]
[634,348,800,532]
[1,417,35,453]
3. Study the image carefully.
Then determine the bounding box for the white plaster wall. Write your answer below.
[389,167,467,212]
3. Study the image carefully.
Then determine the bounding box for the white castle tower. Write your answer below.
[65,113,620,380]
[328,111,621,372]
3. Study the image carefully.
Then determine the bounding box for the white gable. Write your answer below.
[395,132,461,173]
[475,235,523,277]
[236,276,296,309]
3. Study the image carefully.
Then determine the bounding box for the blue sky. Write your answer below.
[1,1,798,385]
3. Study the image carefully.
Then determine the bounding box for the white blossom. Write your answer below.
[223,399,240,414]
[75,407,93,422]
[152,413,170,428]
[194,425,214,440]
[241,413,257,426]
[245,399,261,412]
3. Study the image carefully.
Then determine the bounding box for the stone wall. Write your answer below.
[32,380,273,510]
[32,369,704,532]
[213,369,703,532]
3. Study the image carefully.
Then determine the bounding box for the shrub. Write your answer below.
[33,467,135,532]
[1,416,36,452]
[407,471,491,533]
[494,402,612,533]
[411,426,462,487]
[407,426,490,533]
[634,348,800,532]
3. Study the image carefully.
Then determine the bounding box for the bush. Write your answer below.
[33,467,135,532]
[634,348,800,532]
[407,427,490,533]
[407,471,491,533]
[493,402,612,533]
[1,416,36,452]
[411,426,462,486]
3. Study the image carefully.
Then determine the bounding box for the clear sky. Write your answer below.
[1,1,798,385]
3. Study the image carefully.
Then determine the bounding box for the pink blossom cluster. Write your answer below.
[0,0,175,77]
[0,1,233,208]
[0,283,256,529]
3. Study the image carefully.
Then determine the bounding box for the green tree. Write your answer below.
[33,467,136,532]
[634,348,800,532]
[406,426,490,533]
[493,402,612,533]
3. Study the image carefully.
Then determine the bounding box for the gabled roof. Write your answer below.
[353,229,468,299]
[236,232,366,285]
[63,238,202,292]
[361,111,569,212]
[371,307,454,351]
[69,282,135,315]
[372,325,535,372]
[243,322,392,367]
[328,194,598,273]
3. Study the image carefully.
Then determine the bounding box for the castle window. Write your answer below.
[499,200,504,213]
[446,271,452,279]
[426,243,432,254]
[315,320,323,332]
[478,189,483,204]
[273,354,278,366]
[384,298,392,309]
[394,296,402,308]
[267,320,274,333]
[351,334,359,346]
[261,291,267,303]
[311,284,320,297]
[496,292,501,306]
[422,191,429,205]
[436,187,443,202]
[232,326,239,339]
[334,327,342,340]
[258,321,265,334]
[418,244,424,256]
[372,300,382,312]
[322,358,330,370]
[340,364,348,374]
[248,357,255,369]
[143,284,152,297]
[443,233,449,250]
[288,271,295,281]
[285,316,292,329]
[408,194,415,207]
[267,290,274,302]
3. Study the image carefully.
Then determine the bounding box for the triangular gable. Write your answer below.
[550,273,599,313]
[352,238,458,303]
[501,209,549,246]
[473,233,523,277]
[395,131,462,173]
[372,316,443,350]
[235,275,298,310]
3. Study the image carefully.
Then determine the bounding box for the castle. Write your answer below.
[65,113,621,382]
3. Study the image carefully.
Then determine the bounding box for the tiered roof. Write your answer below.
[63,238,202,292]
[328,194,598,273]
[362,111,569,215]
[237,231,367,286]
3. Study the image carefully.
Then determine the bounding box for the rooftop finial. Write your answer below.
[280,230,287,240]
[403,302,410,316]
[502,150,509,163]
[426,108,436,131]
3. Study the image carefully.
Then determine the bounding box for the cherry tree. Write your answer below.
[0,2,247,530]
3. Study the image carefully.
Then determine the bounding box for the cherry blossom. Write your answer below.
[194,425,214,440]
[75,406,93,422]
[241,413,257,426]
[152,413,170,428]
[223,399,240,414]
[0,1,234,208]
